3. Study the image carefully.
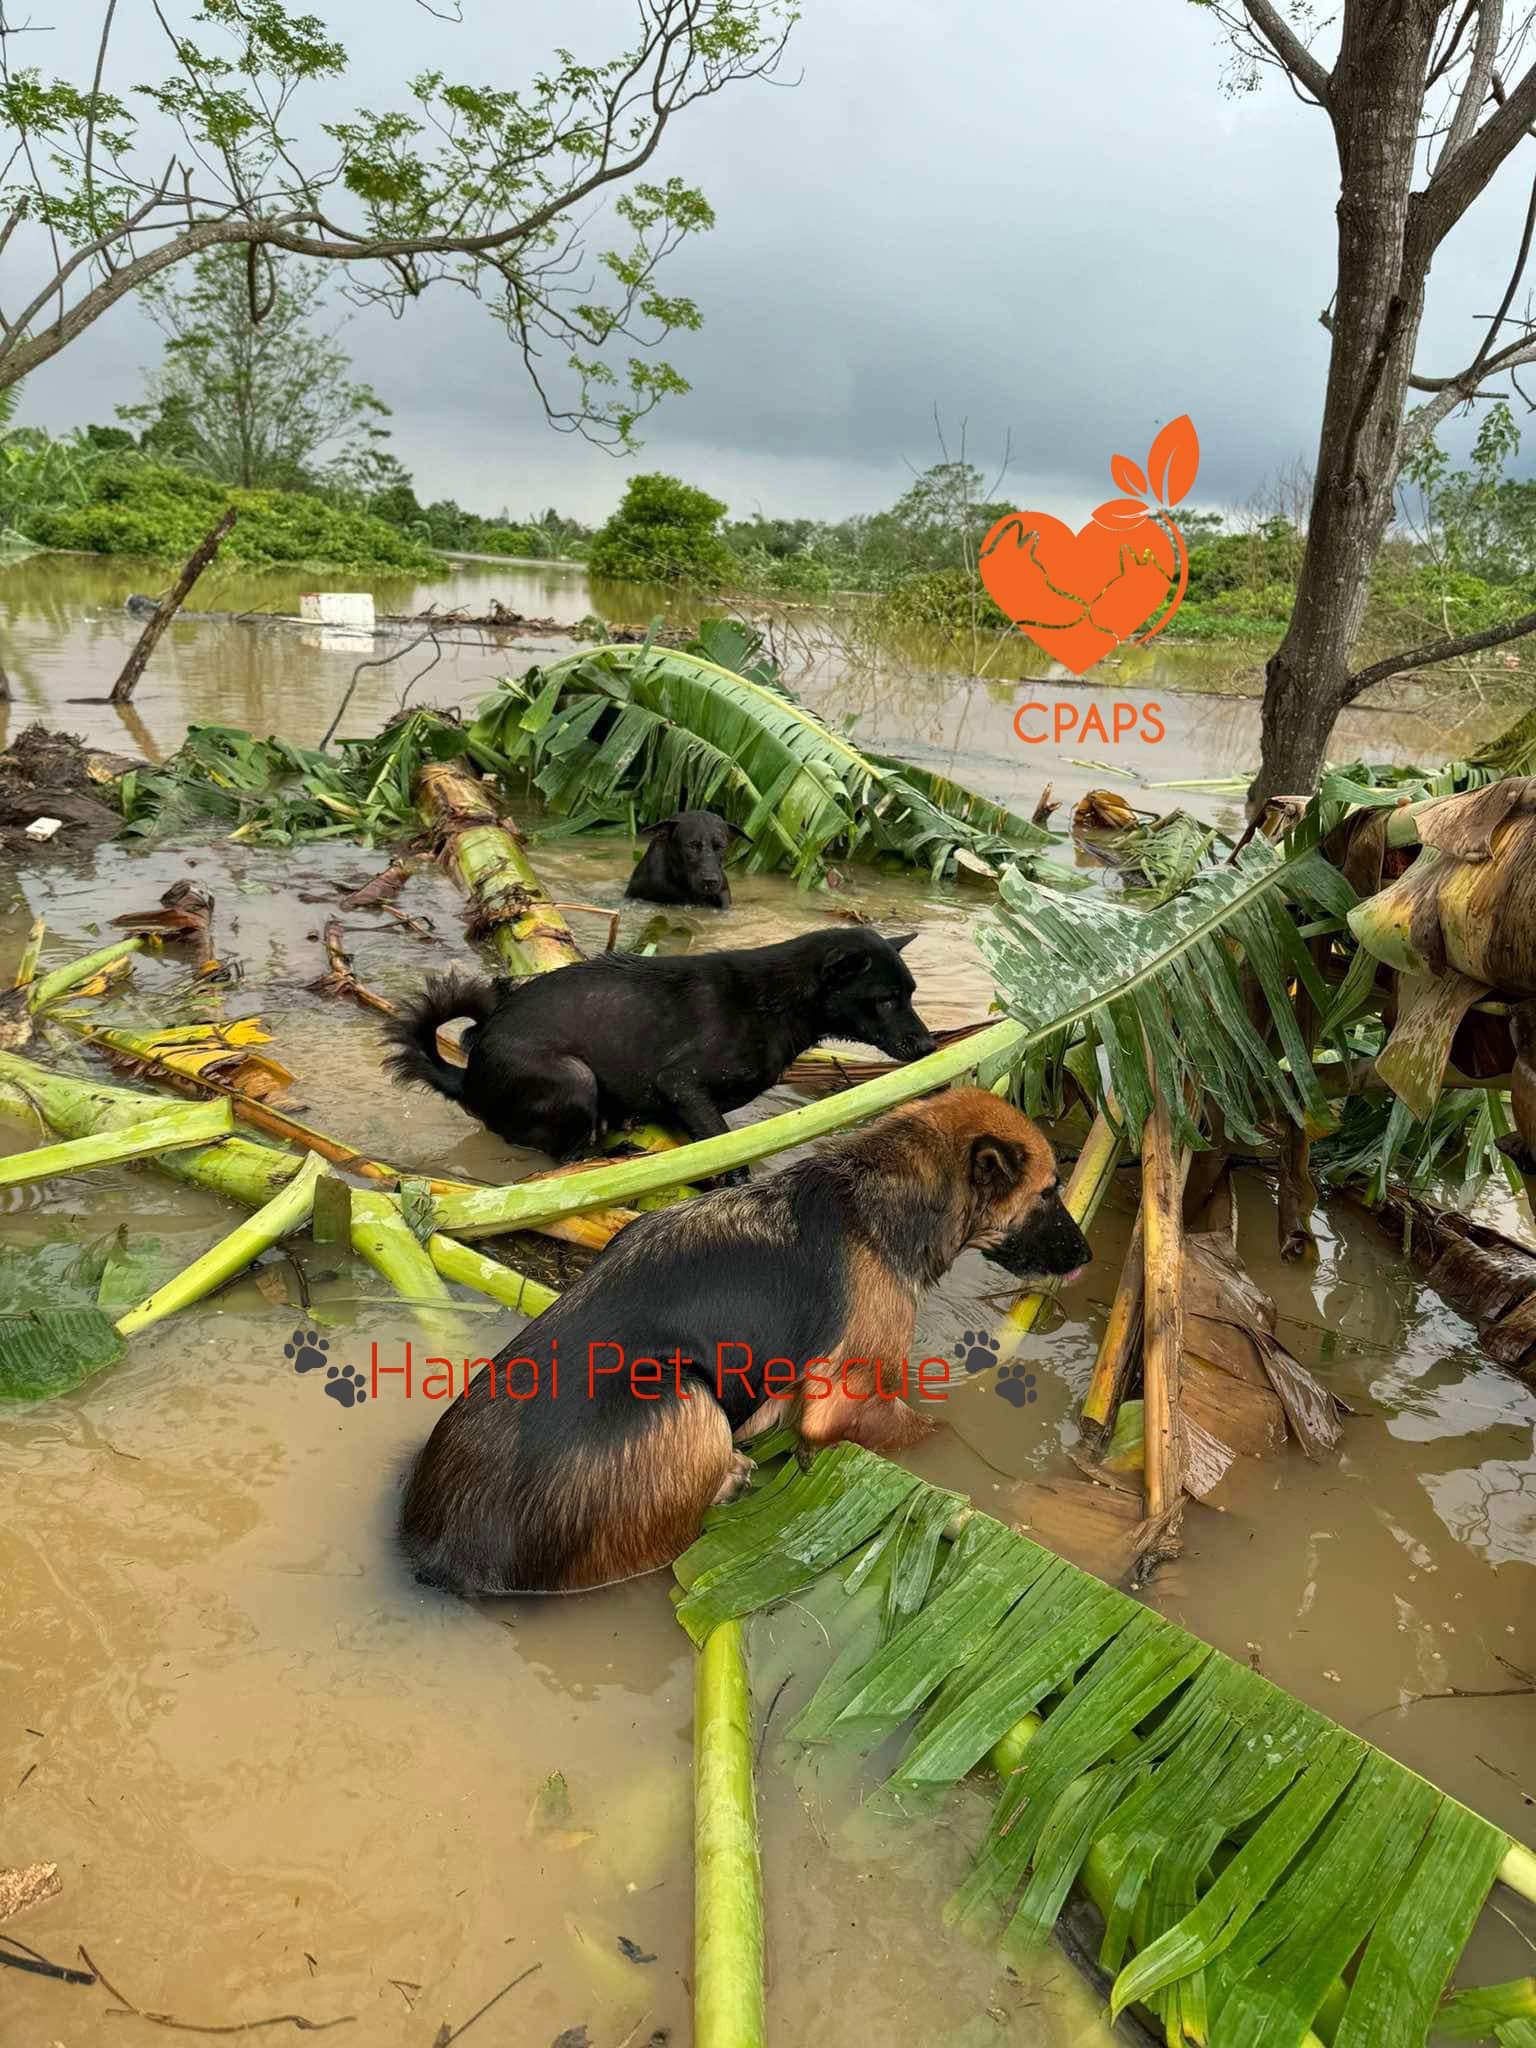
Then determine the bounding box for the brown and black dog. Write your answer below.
[398,1087,1090,1596]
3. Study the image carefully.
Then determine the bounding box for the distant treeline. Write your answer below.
[7,405,1536,667]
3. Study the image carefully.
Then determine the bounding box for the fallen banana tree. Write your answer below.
[1359,1184,1536,1385]
[428,830,1357,1240]
[415,757,581,976]
[465,627,1086,891]
[679,1441,1536,2048]
[0,1049,555,1397]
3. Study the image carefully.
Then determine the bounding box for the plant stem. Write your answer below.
[27,937,143,1011]
[0,1050,302,1205]
[0,1051,555,1324]
[12,917,44,989]
[349,1187,462,1346]
[425,1233,558,1319]
[1140,1078,1185,1522]
[1081,1214,1146,1436]
[115,1153,325,1337]
[0,1098,233,1187]
[694,1619,765,2048]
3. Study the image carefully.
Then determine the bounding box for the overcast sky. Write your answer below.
[21,0,1536,526]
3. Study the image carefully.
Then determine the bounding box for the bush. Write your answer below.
[475,525,537,557]
[587,472,735,587]
[876,567,1010,634]
[31,457,437,571]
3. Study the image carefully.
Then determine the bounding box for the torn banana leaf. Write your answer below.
[978,835,1354,1151]
[0,1307,125,1400]
[90,1019,294,1101]
[675,1446,1526,2048]
[468,641,1077,890]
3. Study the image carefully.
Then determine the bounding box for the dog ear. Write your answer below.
[639,818,674,837]
[885,930,918,952]
[724,820,750,841]
[820,940,869,985]
[969,1134,1027,1201]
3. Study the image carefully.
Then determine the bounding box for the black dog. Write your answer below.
[381,928,935,1164]
[625,809,743,909]
[398,1088,1091,1595]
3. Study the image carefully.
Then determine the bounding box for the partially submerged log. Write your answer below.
[1365,1186,1536,1383]
[415,759,580,976]
[111,506,237,703]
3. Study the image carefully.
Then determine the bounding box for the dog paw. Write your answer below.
[323,1364,369,1410]
[994,1364,1038,1409]
[955,1329,1001,1376]
[284,1328,329,1374]
[710,1451,755,1506]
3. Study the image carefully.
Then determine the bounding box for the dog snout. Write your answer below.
[986,1199,1092,1280]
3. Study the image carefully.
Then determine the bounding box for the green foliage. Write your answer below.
[468,630,1077,888]
[118,711,469,846]
[31,456,436,570]
[588,471,736,586]
[0,419,111,536]
[0,3,795,444]
[875,566,1011,633]
[118,247,390,491]
[474,525,537,557]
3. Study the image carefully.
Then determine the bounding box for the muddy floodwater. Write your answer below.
[2,554,1534,2045]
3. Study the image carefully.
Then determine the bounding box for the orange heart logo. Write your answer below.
[979,416,1199,677]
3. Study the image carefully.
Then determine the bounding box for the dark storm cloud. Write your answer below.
[22,0,1536,522]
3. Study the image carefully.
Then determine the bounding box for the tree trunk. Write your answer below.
[1248,3,1441,813]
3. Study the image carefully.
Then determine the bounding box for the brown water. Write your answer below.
[2,556,1534,2046]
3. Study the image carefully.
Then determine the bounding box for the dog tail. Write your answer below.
[380,969,499,1102]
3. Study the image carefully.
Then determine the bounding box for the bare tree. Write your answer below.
[1206,2,1536,809]
[0,0,794,445]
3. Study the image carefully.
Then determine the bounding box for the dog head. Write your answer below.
[884,1088,1091,1284]
[815,928,937,1063]
[958,1095,1092,1283]
[641,809,740,908]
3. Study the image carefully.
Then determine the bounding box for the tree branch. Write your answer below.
[1241,0,1333,103]
[1438,0,1504,165]
[1344,607,1536,701]
[1399,160,1536,443]
[1418,55,1536,249]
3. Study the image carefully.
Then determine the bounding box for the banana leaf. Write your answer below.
[118,713,471,847]
[675,1445,1529,2048]
[978,837,1356,1151]
[467,641,1079,889]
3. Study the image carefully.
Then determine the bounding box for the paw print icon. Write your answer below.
[324,1365,368,1411]
[955,1330,1001,1375]
[995,1364,1039,1408]
[284,1328,330,1374]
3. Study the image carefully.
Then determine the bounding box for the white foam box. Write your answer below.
[299,591,376,628]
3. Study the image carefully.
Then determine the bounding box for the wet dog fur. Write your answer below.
[380,928,935,1166]
[625,809,743,909]
[398,1087,1092,1595]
